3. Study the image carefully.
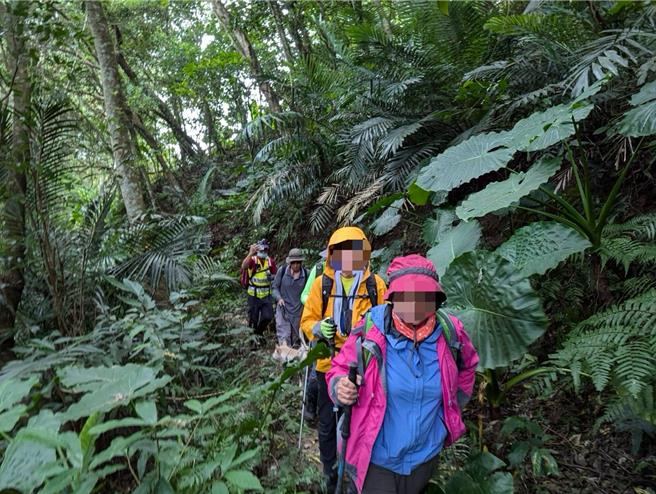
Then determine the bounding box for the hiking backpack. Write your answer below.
[357,305,463,370]
[319,274,378,318]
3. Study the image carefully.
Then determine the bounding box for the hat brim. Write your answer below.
[286,256,305,263]
[384,276,446,302]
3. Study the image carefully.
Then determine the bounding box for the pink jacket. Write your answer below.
[326,311,479,493]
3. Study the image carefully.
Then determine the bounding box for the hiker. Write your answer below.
[241,239,277,339]
[272,248,308,347]
[326,254,479,494]
[300,227,387,492]
[300,249,327,423]
[300,248,327,305]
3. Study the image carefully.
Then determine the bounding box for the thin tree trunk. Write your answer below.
[115,47,201,161]
[201,99,224,154]
[0,1,29,339]
[286,1,311,58]
[85,0,146,221]
[129,108,187,198]
[211,0,282,112]
[267,0,294,65]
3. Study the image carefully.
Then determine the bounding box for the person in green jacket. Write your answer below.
[300,249,326,306]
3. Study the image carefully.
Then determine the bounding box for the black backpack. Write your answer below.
[279,264,309,281]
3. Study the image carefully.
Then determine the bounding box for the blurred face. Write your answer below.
[290,261,302,273]
[392,291,437,325]
[330,240,369,274]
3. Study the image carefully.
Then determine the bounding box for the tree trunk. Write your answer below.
[267,0,294,65]
[129,108,187,198]
[286,1,311,58]
[0,1,29,339]
[211,0,282,112]
[201,99,224,155]
[115,47,201,161]
[85,0,146,221]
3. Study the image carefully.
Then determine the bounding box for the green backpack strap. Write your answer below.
[355,311,375,379]
[436,309,463,370]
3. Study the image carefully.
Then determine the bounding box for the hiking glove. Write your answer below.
[319,318,337,339]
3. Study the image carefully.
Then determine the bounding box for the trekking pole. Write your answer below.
[335,363,358,494]
[298,363,310,449]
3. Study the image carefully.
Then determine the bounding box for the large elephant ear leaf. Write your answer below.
[428,221,482,277]
[509,100,594,152]
[496,221,591,277]
[618,80,656,137]
[442,250,548,369]
[416,132,514,193]
[371,199,404,236]
[456,156,561,221]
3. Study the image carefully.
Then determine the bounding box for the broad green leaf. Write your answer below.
[629,80,656,106]
[89,431,146,469]
[184,399,203,414]
[445,452,513,494]
[212,481,230,494]
[422,209,457,245]
[407,182,431,206]
[509,102,593,152]
[135,400,158,425]
[456,157,561,221]
[437,0,449,16]
[57,364,171,422]
[427,221,482,277]
[155,477,175,494]
[0,411,60,492]
[417,132,514,193]
[232,448,260,468]
[619,100,656,137]
[88,417,147,436]
[224,470,263,491]
[0,376,39,413]
[443,251,548,369]
[371,199,403,236]
[496,222,591,276]
[219,443,238,472]
[619,81,656,137]
[0,406,27,433]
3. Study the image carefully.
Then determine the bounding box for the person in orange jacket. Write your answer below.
[300,227,386,492]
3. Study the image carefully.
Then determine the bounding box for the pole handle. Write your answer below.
[341,363,358,440]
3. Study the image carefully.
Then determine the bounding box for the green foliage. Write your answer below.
[551,289,656,397]
[442,250,548,369]
[496,221,591,277]
[416,132,514,193]
[456,156,561,221]
[619,80,656,137]
[427,220,482,277]
[431,452,513,494]
[500,416,559,478]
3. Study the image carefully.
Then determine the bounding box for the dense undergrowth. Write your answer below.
[1,0,656,492]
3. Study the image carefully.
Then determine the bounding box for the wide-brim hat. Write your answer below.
[286,248,305,263]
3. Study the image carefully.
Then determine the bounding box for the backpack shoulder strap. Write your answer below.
[321,275,334,318]
[365,275,378,308]
[355,311,376,378]
[436,309,463,369]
